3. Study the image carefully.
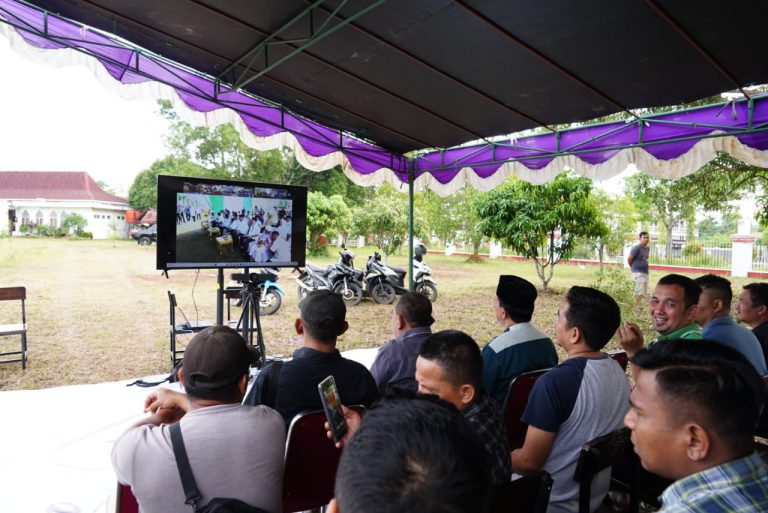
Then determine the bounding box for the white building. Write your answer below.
[0,171,130,239]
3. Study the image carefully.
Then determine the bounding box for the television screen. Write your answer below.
[156,175,307,270]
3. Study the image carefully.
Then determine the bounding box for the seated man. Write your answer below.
[112,326,285,513]
[370,292,435,393]
[482,275,558,405]
[736,282,768,364]
[693,274,767,375]
[512,286,629,513]
[625,339,768,512]
[267,230,291,262]
[329,393,492,513]
[416,330,511,488]
[618,273,702,358]
[244,290,378,424]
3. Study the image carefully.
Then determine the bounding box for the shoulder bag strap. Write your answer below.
[170,422,202,511]
[263,360,283,408]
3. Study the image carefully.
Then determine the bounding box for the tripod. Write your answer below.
[233,276,267,369]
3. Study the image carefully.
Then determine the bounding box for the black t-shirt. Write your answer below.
[243,347,378,425]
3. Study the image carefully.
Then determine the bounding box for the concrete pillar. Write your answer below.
[357,236,365,248]
[731,234,756,278]
[445,243,455,256]
[489,240,502,259]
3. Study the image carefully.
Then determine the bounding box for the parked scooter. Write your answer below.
[412,243,438,302]
[229,269,286,315]
[295,247,364,306]
[363,252,408,304]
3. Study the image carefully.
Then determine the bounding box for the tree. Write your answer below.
[419,186,486,259]
[128,156,207,209]
[592,190,640,265]
[351,185,427,259]
[306,192,352,254]
[61,213,87,236]
[624,160,752,256]
[474,173,608,289]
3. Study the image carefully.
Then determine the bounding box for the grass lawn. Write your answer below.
[0,238,757,391]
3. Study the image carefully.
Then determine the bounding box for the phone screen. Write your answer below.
[318,375,348,443]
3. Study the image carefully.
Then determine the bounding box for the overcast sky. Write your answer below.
[0,38,169,196]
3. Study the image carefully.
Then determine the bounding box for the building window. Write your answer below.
[50,211,57,227]
[21,210,30,225]
[35,211,43,225]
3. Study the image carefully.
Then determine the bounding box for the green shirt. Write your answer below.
[655,323,702,343]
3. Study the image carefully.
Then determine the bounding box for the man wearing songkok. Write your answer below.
[482,275,558,405]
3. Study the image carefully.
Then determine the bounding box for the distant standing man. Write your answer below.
[628,231,651,307]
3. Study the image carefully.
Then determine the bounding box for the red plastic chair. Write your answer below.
[115,483,139,513]
[282,406,365,513]
[607,349,629,371]
[502,368,550,450]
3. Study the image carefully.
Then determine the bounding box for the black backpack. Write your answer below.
[169,423,269,513]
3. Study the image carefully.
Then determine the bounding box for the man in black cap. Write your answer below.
[482,275,558,405]
[244,289,378,424]
[112,325,285,513]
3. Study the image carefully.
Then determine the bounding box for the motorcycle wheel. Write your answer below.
[259,290,282,316]
[371,282,396,305]
[297,278,312,300]
[415,282,438,302]
[334,282,363,307]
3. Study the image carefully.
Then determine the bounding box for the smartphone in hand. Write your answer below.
[318,375,348,443]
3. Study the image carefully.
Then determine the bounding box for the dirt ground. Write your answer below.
[0,237,747,391]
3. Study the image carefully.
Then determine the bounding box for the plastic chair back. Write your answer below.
[490,470,553,513]
[502,368,549,450]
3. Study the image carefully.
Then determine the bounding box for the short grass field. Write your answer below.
[0,237,756,391]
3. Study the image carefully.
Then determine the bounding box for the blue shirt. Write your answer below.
[482,322,558,405]
[659,452,768,513]
[370,327,432,393]
[702,316,767,375]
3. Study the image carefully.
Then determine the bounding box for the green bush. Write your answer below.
[590,266,644,327]
[19,224,31,234]
[682,241,703,257]
[35,225,55,237]
[61,213,88,237]
[79,231,94,239]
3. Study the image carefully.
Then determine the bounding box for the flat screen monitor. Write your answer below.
[156,175,307,270]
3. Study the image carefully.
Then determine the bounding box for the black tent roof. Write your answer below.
[22,0,768,155]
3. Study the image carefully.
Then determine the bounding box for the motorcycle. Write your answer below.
[229,269,285,315]
[295,247,364,306]
[412,254,438,302]
[363,252,408,304]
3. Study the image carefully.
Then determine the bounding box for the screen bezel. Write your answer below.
[156,174,307,270]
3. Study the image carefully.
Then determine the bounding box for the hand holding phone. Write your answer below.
[318,375,348,443]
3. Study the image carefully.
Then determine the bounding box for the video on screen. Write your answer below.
[156,175,307,270]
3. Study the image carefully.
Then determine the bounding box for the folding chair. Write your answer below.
[115,482,139,513]
[607,349,628,371]
[573,427,638,513]
[0,286,28,369]
[168,291,210,369]
[502,368,550,450]
[490,470,553,513]
[282,411,339,512]
[282,406,365,513]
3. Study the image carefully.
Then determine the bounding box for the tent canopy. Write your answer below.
[2,0,768,194]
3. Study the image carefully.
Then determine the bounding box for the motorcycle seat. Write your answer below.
[307,263,327,273]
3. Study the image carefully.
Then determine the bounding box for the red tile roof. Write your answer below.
[0,171,128,204]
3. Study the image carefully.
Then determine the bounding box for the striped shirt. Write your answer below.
[659,452,768,513]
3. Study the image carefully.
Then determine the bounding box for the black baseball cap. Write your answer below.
[299,290,346,332]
